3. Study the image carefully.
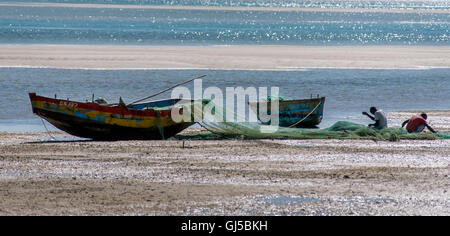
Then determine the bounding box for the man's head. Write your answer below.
[370,107,377,114]
[420,113,427,120]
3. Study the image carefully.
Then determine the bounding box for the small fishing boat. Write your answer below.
[249,96,325,128]
[29,93,197,140]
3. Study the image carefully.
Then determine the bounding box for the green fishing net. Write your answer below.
[181,100,450,141]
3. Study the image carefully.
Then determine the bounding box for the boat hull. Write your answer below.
[249,97,325,128]
[29,93,194,140]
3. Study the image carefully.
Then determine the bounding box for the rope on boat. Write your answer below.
[287,101,322,128]
[40,118,57,141]
[155,110,165,140]
[127,74,206,106]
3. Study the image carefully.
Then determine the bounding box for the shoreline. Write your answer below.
[2,109,449,134]
[1,44,450,70]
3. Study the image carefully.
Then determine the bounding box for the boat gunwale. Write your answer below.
[248,97,325,106]
[29,93,193,118]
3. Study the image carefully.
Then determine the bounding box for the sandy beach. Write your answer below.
[0,132,449,216]
[1,44,450,70]
[0,111,449,216]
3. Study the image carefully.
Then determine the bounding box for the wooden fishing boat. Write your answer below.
[29,93,197,140]
[249,96,325,128]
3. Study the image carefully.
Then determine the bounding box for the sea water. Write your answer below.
[1,1,449,45]
[0,0,449,132]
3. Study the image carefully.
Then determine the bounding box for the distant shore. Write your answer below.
[1,44,450,70]
[1,2,449,14]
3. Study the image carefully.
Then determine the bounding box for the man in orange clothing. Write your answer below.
[402,113,436,133]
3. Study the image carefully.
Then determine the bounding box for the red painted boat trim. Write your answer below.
[29,93,174,117]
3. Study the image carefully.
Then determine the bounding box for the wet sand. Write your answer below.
[0,111,449,216]
[1,44,450,70]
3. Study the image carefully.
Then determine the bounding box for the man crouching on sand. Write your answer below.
[362,106,387,129]
[402,113,436,133]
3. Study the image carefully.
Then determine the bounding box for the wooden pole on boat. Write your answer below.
[127,74,207,106]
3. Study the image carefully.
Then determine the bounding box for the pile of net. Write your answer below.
[200,120,450,141]
[186,100,450,141]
